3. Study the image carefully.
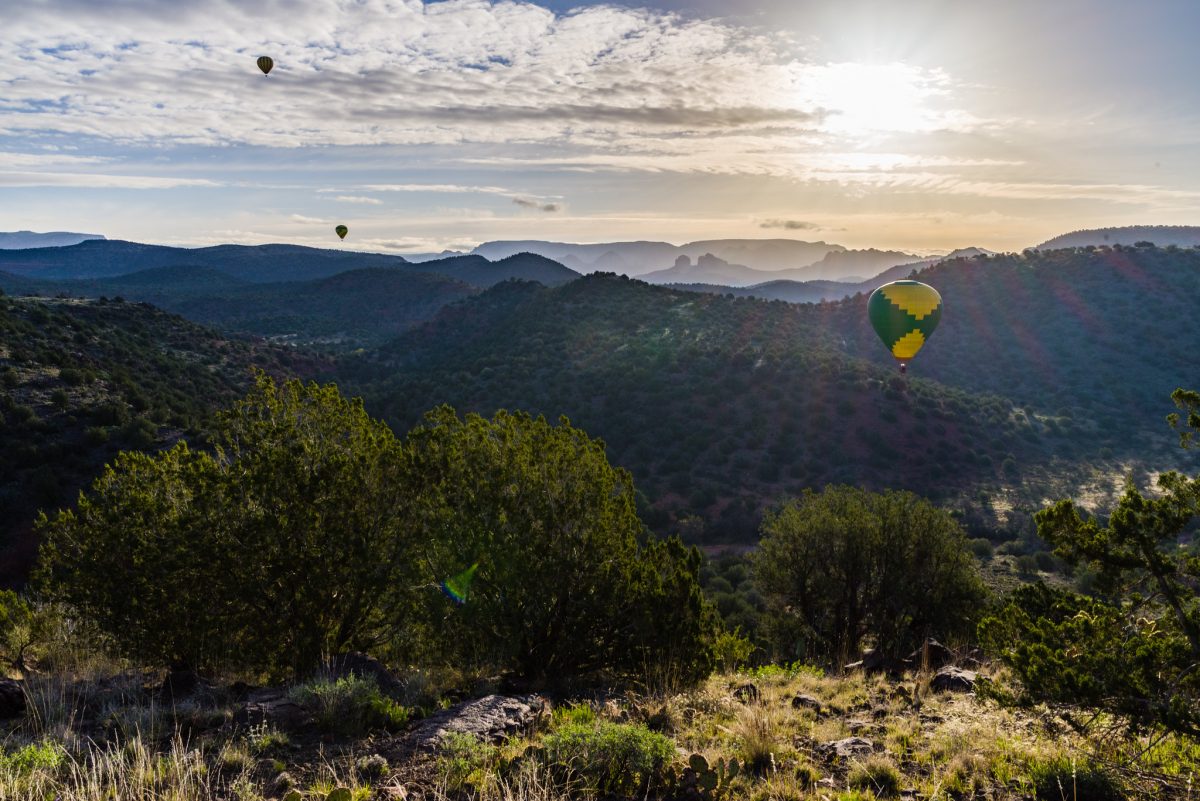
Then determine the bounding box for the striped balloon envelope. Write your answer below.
[867,280,942,373]
[256,56,274,75]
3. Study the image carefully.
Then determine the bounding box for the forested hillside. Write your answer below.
[346,275,1044,541]
[816,244,1200,462]
[0,294,329,583]
[346,245,1200,542]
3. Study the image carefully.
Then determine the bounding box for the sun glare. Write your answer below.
[799,62,944,136]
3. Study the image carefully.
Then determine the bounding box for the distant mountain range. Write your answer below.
[1036,225,1200,250]
[0,240,578,346]
[466,238,921,282]
[0,231,105,249]
[667,248,993,303]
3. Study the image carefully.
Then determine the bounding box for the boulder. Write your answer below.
[817,737,874,759]
[0,679,24,719]
[234,689,310,731]
[327,652,406,699]
[907,638,955,672]
[404,694,548,751]
[159,667,207,702]
[733,682,760,703]
[845,649,908,676]
[930,666,977,693]
[790,693,823,714]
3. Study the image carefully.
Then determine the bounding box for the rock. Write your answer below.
[907,638,955,672]
[930,667,977,693]
[733,682,760,703]
[235,689,310,731]
[817,737,874,759]
[404,694,548,751]
[890,684,912,702]
[160,667,206,702]
[327,652,406,699]
[845,649,908,676]
[0,679,24,719]
[790,693,823,714]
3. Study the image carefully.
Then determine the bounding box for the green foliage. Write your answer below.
[541,719,675,796]
[684,753,741,799]
[1023,754,1124,801]
[0,296,319,585]
[290,675,409,737]
[738,662,824,681]
[37,375,715,686]
[754,486,988,664]
[436,732,500,791]
[347,274,1048,544]
[403,406,717,685]
[712,628,755,673]
[0,590,33,668]
[36,372,417,676]
[981,395,1200,736]
[0,741,63,775]
[847,755,901,798]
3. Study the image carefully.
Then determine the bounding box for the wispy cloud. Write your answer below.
[332,195,383,205]
[0,171,219,188]
[760,219,818,230]
[512,197,560,212]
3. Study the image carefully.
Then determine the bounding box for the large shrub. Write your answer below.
[980,389,1200,737]
[403,406,717,686]
[36,378,716,685]
[36,373,417,677]
[753,486,988,664]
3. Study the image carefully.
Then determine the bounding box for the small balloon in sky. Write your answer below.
[335,224,348,240]
[441,562,479,605]
[867,279,942,374]
[256,56,274,76]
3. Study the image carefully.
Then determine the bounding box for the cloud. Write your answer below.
[0,171,219,188]
[0,0,973,158]
[332,195,383,205]
[760,219,818,230]
[512,197,560,212]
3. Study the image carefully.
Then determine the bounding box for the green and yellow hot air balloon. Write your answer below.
[256,56,274,76]
[867,280,942,373]
[334,224,348,241]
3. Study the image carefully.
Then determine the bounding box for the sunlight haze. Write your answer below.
[2,0,1196,254]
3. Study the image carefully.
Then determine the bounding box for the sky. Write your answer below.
[2,0,1199,256]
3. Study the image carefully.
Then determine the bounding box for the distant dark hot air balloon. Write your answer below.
[335,224,348,240]
[867,280,942,374]
[256,56,274,76]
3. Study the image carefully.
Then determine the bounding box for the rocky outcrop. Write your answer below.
[0,679,24,719]
[327,652,406,698]
[817,737,874,759]
[930,666,977,693]
[404,694,548,750]
[791,693,823,714]
[234,689,311,731]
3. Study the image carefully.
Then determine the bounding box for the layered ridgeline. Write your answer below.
[345,274,1044,542]
[348,245,1200,542]
[0,295,329,583]
[1035,226,1200,250]
[0,241,576,346]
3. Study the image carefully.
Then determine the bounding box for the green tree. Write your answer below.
[403,406,716,686]
[36,373,416,677]
[980,389,1200,736]
[753,486,988,665]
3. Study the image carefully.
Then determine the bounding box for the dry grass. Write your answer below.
[3,665,1197,799]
